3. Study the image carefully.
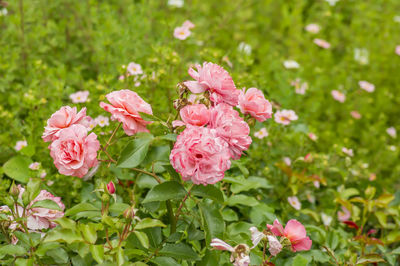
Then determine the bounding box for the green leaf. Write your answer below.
[3,156,32,183]
[356,254,385,264]
[44,228,84,244]
[36,242,61,257]
[159,243,200,260]
[230,176,272,193]
[152,257,178,266]
[292,254,310,266]
[65,202,99,216]
[31,199,62,211]
[340,188,359,199]
[199,202,225,244]
[158,134,177,142]
[47,247,69,264]
[191,185,224,203]
[138,112,163,122]
[53,217,76,230]
[222,208,239,222]
[79,224,97,244]
[142,181,186,203]
[0,244,27,259]
[109,202,130,215]
[226,194,259,206]
[15,258,34,266]
[117,136,153,168]
[89,245,104,264]
[135,218,166,230]
[375,211,387,228]
[134,231,149,249]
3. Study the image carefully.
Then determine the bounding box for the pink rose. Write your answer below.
[28,190,65,230]
[267,219,312,252]
[172,104,210,127]
[107,181,116,194]
[183,62,240,106]
[170,126,231,185]
[238,88,272,122]
[209,103,252,159]
[42,106,89,142]
[100,90,153,136]
[49,124,100,178]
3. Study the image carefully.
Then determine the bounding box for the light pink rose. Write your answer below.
[238,88,272,122]
[183,62,240,106]
[170,126,231,185]
[100,90,153,136]
[267,219,312,252]
[209,103,252,159]
[172,104,210,127]
[42,106,89,142]
[49,124,100,178]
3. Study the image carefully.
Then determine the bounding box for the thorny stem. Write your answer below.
[322,245,340,266]
[174,184,195,222]
[104,122,122,150]
[131,168,161,184]
[263,240,267,261]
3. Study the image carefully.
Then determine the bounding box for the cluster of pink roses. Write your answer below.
[170,62,272,185]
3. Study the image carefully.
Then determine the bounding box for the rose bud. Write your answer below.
[106,181,116,194]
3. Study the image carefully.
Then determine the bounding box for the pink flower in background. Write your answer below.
[14,140,27,151]
[313,38,331,49]
[305,23,320,34]
[254,128,268,139]
[350,111,362,119]
[396,45,400,56]
[94,115,110,127]
[358,81,375,93]
[127,62,143,75]
[283,157,291,166]
[274,109,298,125]
[237,87,272,122]
[29,162,40,170]
[288,196,301,210]
[50,124,100,178]
[291,78,308,95]
[100,90,153,136]
[174,26,191,40]
[369,173,377,181]
[83,116,97,131]
[183,62,240,106]
[386,127,397,138]
[342,147,354,157]
[338,206,351,222]
[42,106,89,142]
[211,239,251,266]
[69,91,89,103]
[28,190,65,230]
[209,103,252,159]
[183,20,195,29]
[267,219,312,252]
[331,90,346,103]
[170,126,231,185]
[308,132,318,141]
[173,104,210,127]
[210,238,235,252]
[40,171,47,178]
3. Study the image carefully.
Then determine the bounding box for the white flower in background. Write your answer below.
[354,48,369,65]
[387,127,397,138]
[325,0,340,6]
[313,181,320,189]
[306,191,316,203]
[15,140,27,151]
[168,0,184,8]
[254,128,268,139]
[358,81,375,93]
[305,23,320,34]
[0,8,7,16]
[29,162,40,170]
[389,145,396,151]
[283,60,300,69]
[342,147,354,157]
[94,115,110,127]
[394,16,400,23]
[321,213,333,226]
[238,42,252,55]
[127,62,143,75]
[283,157,291,166]
[288,196,301,210]
[70,91,89,103]
[249,227,265,248]
[210,238,251,266]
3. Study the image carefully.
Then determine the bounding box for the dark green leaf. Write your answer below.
[135,218,166,230]
[159,243,200,260]
[191,185,224,203]
[65,203,99,216]
[3,156,32,183]
[117,137,153,168]
[142,181,186,203]
[199,202,225,244]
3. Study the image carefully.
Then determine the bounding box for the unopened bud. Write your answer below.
[101,193,110,203]
[123,206,136,219]
[106,181,116,194]
[9,183,19,198]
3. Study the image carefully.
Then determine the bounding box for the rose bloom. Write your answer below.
[100,90,153,136]
[305,23,320,34]
[182,20,195,29]
[49,124,100,178]
[69,91,89,103]
[172,104,210,127]
[126,62,143,75]
[331,90,346,103]
[173,26,191,40]
[42,106,90,142]
[183,62,240,106]
[170,126,231,185]
[254,128,268,139]
[386,127,397,138]
[267,219,312,252]
[288,196,301,210]
[396,45,400,56]
[342,147,354,157]
[283,60,300,69]
[94,115,110,127]
[15,140,27,151]
[358,81,375,93]
[274,109,298,125]
[313,38,331,49]
[350,111,362,119]
[338,206,351,222]
[209,103,252,159]
[237,88,272,122]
